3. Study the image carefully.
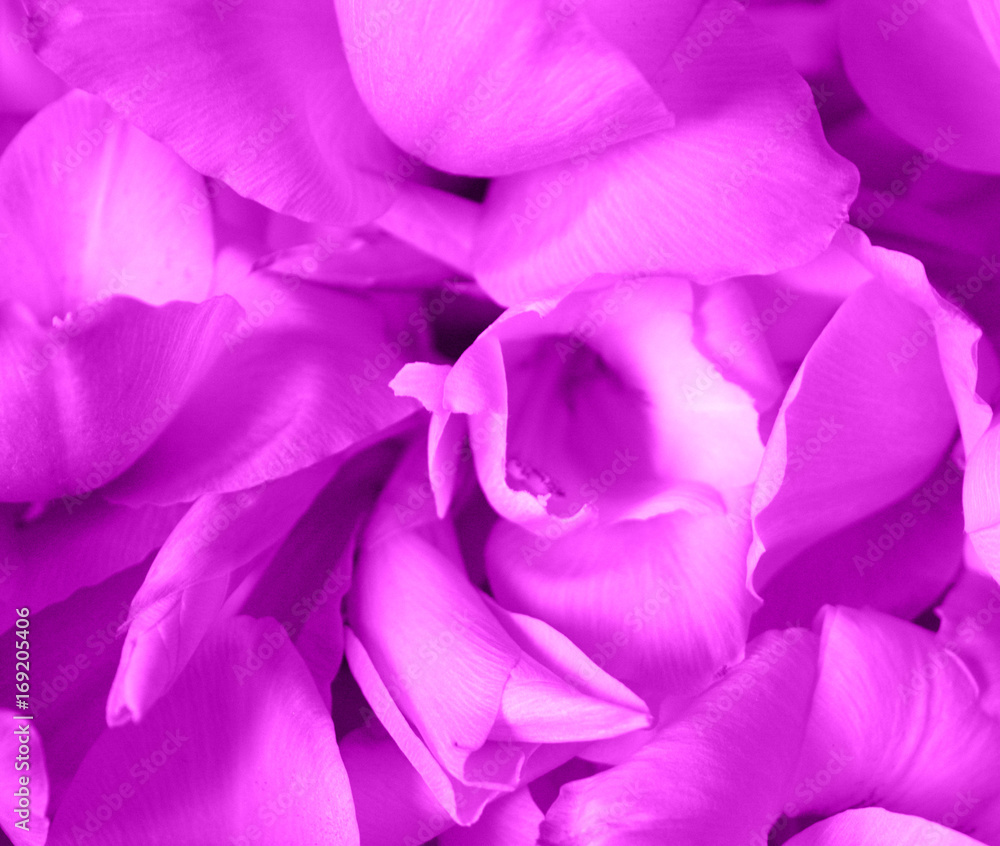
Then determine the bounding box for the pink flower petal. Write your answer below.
[340,726,456,844]
[0,497,187,628]
[937,567,1000,719]
[784,808,990,846]
[965,421,1000,583]
[334,0,673,176]
[0,90,214,319]
[101,276,425,505]
[106,458,342,726]
[486,508,754,702]
[750,240,967,592]
[472,0,858,306]
[27,0,399,224]
[791,606,1000,839]
[541,628,818,846]
[49,617,359,845]
[440,787,543,846]
[751,450,964,637]
[840,0,1000,174]
[0,295,241,502]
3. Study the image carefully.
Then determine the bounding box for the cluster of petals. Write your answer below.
[0,0,999,843]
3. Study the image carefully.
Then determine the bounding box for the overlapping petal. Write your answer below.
[839,0,1000,174]
[784,809,990,846]
[790,606,1000,840]
[750,232,987,598]
[486,507,754,702]
[334,0,673,176]
[0,90,214,319]
[49,616,359,846]
[26,0,400,224]
[472,0,858,305]
[541,628,818,845]
[0,295,241,502]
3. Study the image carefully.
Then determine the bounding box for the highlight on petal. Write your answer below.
[540,628,818,846]
[0,295,241,502]
[27,0,399,224]
[334,0,673,176]
[750,237,972,593]
[472,0,858,306]
[784,808,990,846]
[106,457,342,726]
[790,606,1000,840]
[49,616,359,846]
[0,88,213,318]
[839,0,1000,174]
[486,507,754,703]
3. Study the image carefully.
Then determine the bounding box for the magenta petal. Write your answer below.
[751,241,965,591]
[0,497,186,627]
[344,628,509,824]
[784,809,990,846]
[340,726,456,845]
[0,90,213,317]
[0,295,240,502]
[440,787,543,846]
[50,617,359,845]
[27,0,398,224]
[334,0,673,176]
[486,509,754,702]
[937,568,1000,719]
[751,450,964,637]
[472,0,858,306]
[965,421,1000,583]
[840,0,1000,174]
[101,278,425,505]
[106,458,342,726]
[541,628,818,846]
[792,606,1000,839]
